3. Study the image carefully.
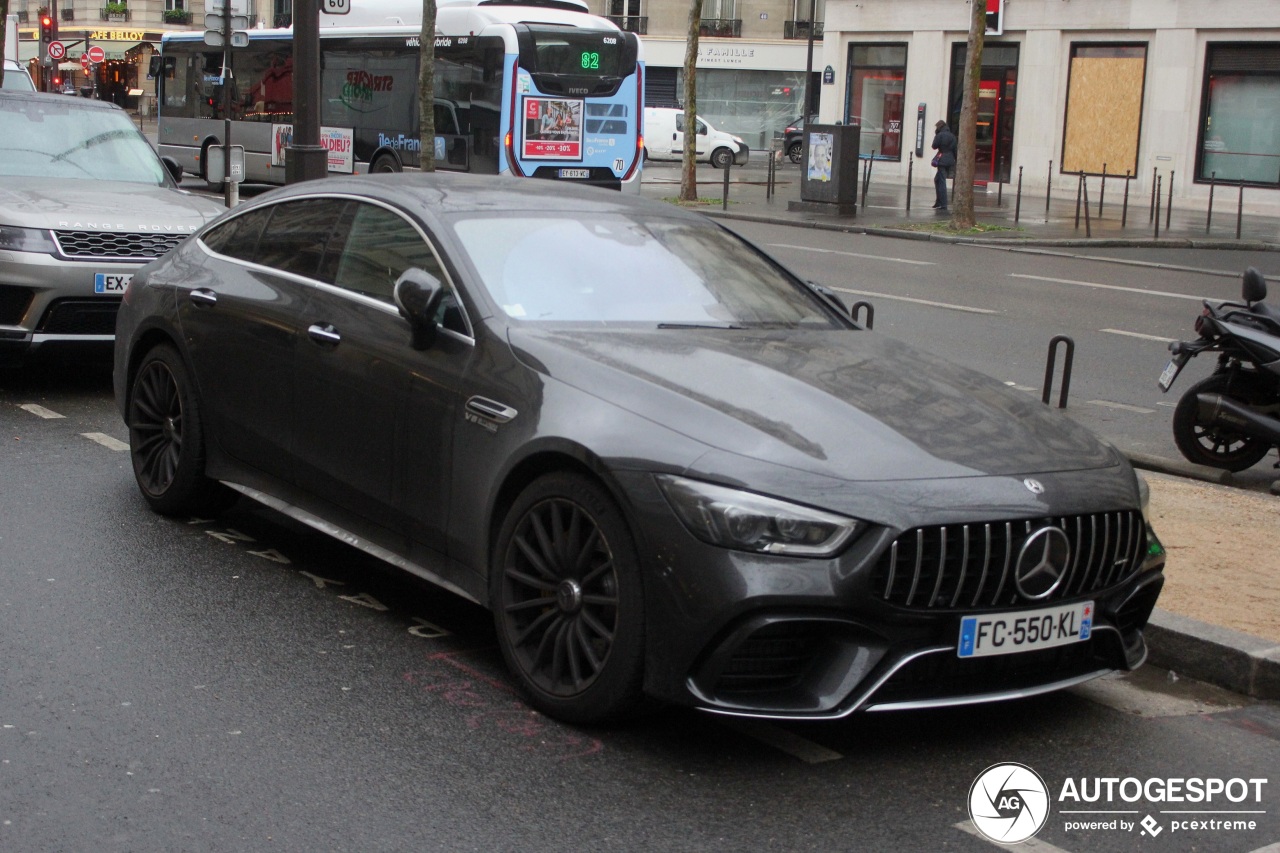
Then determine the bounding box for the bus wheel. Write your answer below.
[369,154,402,173]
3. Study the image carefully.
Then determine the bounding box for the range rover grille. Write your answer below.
[54,230,186,260]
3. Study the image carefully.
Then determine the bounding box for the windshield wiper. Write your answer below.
[656,322,745,330]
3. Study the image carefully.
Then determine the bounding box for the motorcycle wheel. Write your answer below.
[1171,372,1275,472]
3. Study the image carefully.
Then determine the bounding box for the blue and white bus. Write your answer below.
[154,0,644,190]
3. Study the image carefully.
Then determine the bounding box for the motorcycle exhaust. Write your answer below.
[1195,393,1280,445]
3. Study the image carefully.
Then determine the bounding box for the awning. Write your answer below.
[84,40,146,60]
[58,61,82,71]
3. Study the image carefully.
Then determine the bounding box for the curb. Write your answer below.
[1125,451,1235,485]
[1144,609,1280,700]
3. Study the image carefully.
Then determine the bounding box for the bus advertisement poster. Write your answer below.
[270,124,355,173]
[522,97,582,160]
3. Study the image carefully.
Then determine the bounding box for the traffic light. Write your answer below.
[39,14,55,45]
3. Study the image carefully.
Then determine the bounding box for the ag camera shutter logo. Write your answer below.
[969,763,1051,844]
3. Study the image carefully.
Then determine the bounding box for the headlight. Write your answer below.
[1136,472,1151,520]
[656,475,862,557]
[732,136,745,145]
[0,225,57,254]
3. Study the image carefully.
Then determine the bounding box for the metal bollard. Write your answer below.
[906,157,913,212]
[851,301,874,329]
[1081,172,1093,238]
[1237,182,1244,240]
[1122,169,1131,228]
[722,159,731,211]
[1150,166,1158,222]
[1074,171,1084,229]
[1015,166,1023,223]
[1206,172,1216,234]
[1154,176,1162,238]
[1046,160,1053,217]
[1099,163,1107,217]
[1043,335,1075,409]
[997,156,1005,206]
[862,150,875,208]
[1166,170,1175,231]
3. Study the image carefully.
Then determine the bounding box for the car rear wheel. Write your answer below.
[491,472,645,724]
[710,147,733,170]
[127,344,234,516]
[787,140,802,164]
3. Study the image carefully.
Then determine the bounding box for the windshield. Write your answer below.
[0,97,169,184]
[451,215,841,328]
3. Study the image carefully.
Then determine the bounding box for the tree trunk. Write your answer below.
[0,0,8,89]
[951,0,985,228]
[678,0,700,202]
[417,0,437,172]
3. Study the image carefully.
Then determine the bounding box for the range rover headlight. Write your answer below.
[0,225,57,254]
[656,475,862,557]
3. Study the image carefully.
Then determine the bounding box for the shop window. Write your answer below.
[1062,44,1145,178]
[1197,43,1280,187]
[846,44,906,160]
[948,44,1018,184]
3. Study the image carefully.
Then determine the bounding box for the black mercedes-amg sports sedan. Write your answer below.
[113,173,1165,723]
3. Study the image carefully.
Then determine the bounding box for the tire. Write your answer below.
[1172,372,1276,472]
[369,154,401,173]
[709,147,733,170]
[490,472,645,724]
[127,344,235,516]
[787,140,802,164]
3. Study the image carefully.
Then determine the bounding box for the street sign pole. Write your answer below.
[223,0,235,206]
[286,0,326,183]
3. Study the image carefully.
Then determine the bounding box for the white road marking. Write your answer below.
[955,820,1072,852]
[766,243,936,265]
[1248,843,1280,853]
[81,432,129,451]
[1011,273,1209,302]
[1100,328,1179,343]
[19,403,64,419]
[828,286,999,315]
[1086,400,1156,415]
[718,718,843,764]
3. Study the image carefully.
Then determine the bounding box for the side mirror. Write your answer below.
[1242,267,1268,305]
[394,267,445,350]
[160,155,183,184]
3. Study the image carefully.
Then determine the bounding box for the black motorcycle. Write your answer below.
[1158,267,1280,471]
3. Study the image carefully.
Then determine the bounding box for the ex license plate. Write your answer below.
[558,168,590,179]
[1157,352,1190,391]
[94,273,132,294]
[958,601,1093,658]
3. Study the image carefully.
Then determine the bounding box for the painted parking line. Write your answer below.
[82,432,129,452]
[18,403,64,419]
[1086,400,1157,415]
[1101,328,1178,343]
[766,243,937,266]
[1011,273,1209,302]
[955,820,1073,852]
[829,286,999,315]
[718,718,843,764]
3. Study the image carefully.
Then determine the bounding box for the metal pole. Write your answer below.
[222,0,234,207]
[997,156,1004,206]
[1015,165,1023,222]
[1166,170,1175,231]
[1154,175,1162,238]
[1149,166,1157,222]
[802,0,816,126]
[1081,172,1092,238]
[1046,160,1053,217]
[1206,172,1216,234]
[862,149,875,208]
[1099,162,1106,217]
[1074,171,1083,229]
[722,159,730,211]
[1237,182,1244,240]
[287,0,326,182]
[906,156,913,211]
[1122,169,1131,228]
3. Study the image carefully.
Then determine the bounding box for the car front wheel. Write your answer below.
[127,344,234,516]
[710,147,733,170]
[491,472,645,724]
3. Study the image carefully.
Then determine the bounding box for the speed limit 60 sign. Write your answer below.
[321,0,350,13]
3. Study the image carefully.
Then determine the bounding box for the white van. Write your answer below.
[643,107,749,168]
[3,59,35,91]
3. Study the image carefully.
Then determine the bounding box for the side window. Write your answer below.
[254,199,347,279]
[674,113,685,133]
[199,206,271,262]
[696,119,707,136]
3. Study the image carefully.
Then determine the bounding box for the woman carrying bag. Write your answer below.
[930,119,958,211]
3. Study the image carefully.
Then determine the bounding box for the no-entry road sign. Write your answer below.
[87,45,105,64]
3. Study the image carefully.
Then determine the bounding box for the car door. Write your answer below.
[291,199,475,555]
[179,200,342,485]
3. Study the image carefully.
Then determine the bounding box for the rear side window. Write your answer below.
[199,206,271,261]
[254,199,347,280]
[330,202,442,303]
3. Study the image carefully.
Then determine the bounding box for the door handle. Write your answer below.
[307,323,341,346]
[188,288,217,307]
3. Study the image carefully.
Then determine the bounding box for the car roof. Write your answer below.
[0,89,124,112]
[247,171,710,225]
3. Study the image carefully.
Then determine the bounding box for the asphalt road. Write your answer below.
[3,329,1279,847]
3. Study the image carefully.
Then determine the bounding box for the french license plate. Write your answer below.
[958,601,1093,658]
[558,168,590,179]
[94,273,132,294]
[1157,352,1190,391]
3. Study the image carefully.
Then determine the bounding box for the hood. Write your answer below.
[0,177,223,234]
[508,327,1120,482]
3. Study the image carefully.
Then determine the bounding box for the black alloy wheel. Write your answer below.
[787,140,802,164]
[491,473,645,723]
[127,344,233,516]
[1171,372,1276,472]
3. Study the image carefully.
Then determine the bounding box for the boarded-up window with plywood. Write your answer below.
[1062,45,1146,176]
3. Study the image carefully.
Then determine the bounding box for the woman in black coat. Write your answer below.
[931,120,958,210]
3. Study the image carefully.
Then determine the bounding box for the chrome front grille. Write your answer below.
[54,230,186,261]
[871,511,1146,610]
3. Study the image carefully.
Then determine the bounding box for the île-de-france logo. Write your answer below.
[969,763,1051,844]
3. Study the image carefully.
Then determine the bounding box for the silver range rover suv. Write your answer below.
[0,91,223,364]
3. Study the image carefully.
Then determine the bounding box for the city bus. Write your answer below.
[154,0,644,190]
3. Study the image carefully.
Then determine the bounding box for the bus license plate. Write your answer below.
[558,168,590,179]
[958,601,1093,658]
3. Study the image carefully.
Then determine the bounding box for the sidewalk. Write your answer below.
[639,160,1280,249]
[643,162,1280,703]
